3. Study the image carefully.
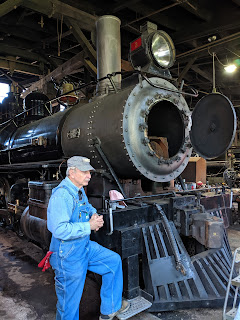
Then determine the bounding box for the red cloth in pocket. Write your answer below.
[38,251,53,272]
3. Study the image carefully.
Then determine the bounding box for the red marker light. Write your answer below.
[131,37,142,52]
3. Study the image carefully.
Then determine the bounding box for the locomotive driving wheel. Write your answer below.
[0,177,10,227]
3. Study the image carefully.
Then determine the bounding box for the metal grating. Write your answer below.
[142,217,236,311]
[116,296,152,320]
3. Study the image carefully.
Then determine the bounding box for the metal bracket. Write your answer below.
[93,136,126,198]
[137,66,143,88]
[107,205,114,235]
[107,73,118,93]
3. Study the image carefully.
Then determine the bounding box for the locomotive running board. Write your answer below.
[142,221,236,311]
[116,291,152,320]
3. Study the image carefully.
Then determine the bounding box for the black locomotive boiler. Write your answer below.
[0,15,237,314]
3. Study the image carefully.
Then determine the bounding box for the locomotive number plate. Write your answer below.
[67,128,81,139]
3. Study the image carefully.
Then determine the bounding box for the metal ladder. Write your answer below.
[223,247,240,320]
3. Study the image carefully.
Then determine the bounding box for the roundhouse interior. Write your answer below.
[0,1,240,320]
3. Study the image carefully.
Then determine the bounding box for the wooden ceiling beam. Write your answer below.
[172,0,211,22]
[21,55,134,98]
[0,44,50,65]
[0,26,79,63]
[65,18,97,67]
[22,0,97,31]
[83,59,97,78]
[0,22,43,42]
[125,3,180,31]
[190,65,213,82]
[42,29,73,45]
[0,68,25,90]
[0,0,23,17]
[173,10,240,45]
[0,57,43,76]
[21,51,86,98]
[177,57,197,84]
[109,0,141,13]
[232,0,240,6]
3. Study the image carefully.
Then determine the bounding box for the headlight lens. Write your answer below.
[150,31,175,68]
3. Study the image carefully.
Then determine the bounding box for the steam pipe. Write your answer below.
[96,15,121,95]
[155,203,186,275]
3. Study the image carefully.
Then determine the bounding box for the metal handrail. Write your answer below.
[223,247,240,319]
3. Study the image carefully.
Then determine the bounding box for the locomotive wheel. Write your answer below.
[0,215,11,227]
[0,177,10,208]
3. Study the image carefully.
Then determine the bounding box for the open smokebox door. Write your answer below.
[190,93,237,159]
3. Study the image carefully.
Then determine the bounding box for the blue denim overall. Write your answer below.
[47,177,123,320]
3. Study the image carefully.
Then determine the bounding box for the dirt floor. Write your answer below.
[0,226,239,320]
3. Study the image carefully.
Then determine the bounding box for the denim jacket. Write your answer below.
[47,177,97,251]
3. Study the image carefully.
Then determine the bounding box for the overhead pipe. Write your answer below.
[177,31,240,60]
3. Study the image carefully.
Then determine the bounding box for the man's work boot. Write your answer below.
[99,300,130,320]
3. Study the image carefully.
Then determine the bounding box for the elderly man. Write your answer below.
[47,156,129,320]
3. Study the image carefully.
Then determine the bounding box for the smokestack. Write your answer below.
[96,15,121,95]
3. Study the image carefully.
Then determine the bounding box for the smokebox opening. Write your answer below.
[147,100,184,159]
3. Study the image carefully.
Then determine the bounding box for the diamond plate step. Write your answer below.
[231,275,240,287]
[225,308,237,320]
[116,296,152,320]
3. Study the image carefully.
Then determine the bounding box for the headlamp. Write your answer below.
[130,28,175,76]
[149,31,175,69]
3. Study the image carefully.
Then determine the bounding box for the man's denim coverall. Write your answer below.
[47,177,123,320]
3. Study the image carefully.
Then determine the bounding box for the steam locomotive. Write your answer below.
[0,15,237,315]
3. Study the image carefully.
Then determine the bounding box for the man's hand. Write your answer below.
[89,214,104,231]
